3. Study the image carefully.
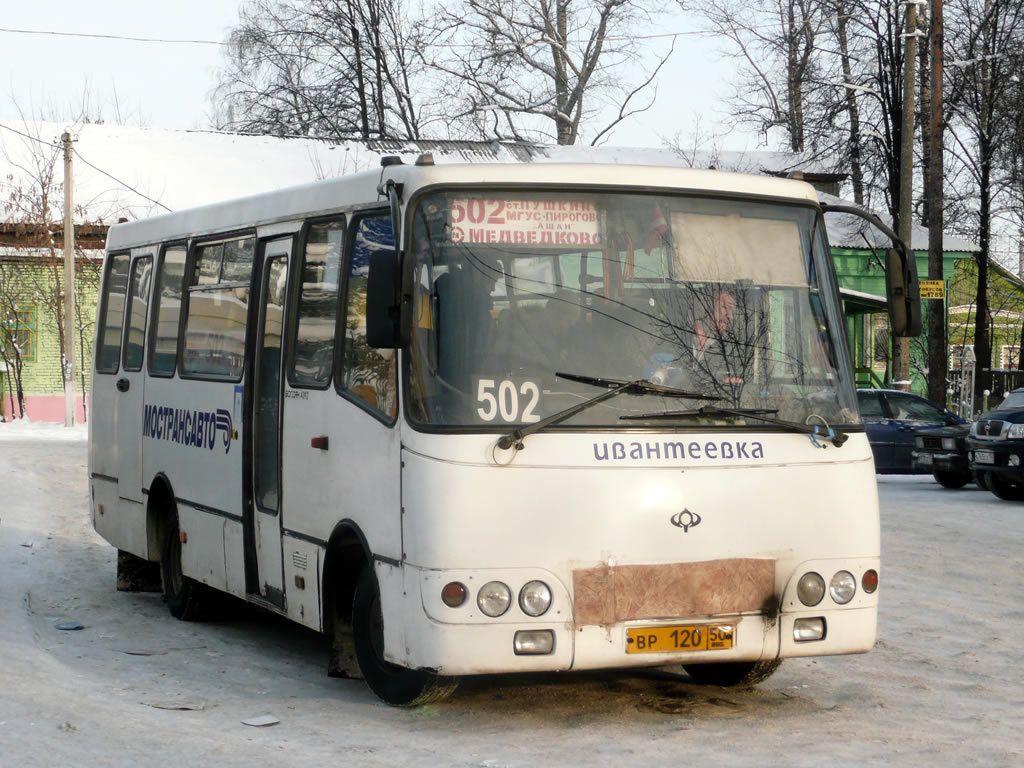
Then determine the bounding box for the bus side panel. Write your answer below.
[280,388,402,560]
[142,378,246,595]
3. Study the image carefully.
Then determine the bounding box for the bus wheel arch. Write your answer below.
[147,477,214,621]
[351,564,458,706]
[323,521,372,679]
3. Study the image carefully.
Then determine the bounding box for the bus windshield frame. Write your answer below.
[403,186,858,433]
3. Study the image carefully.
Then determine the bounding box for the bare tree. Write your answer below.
[944,0,1024,401]
[424,0,674,145]
[213,0,433,139]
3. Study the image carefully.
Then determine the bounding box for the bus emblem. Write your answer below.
[670,509,701,532]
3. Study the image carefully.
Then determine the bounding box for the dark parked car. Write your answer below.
[910,424,977,488]
[967,388,1024,501]
[856,388,965,474]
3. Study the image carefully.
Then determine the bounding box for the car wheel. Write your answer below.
[986,472,1024,501]
[933,470,971,489]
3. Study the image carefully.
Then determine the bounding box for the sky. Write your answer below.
[0,1,756,151]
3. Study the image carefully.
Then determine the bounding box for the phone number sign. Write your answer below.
[450,198,601,247]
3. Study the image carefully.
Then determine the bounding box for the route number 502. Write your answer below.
[476,379,541,423]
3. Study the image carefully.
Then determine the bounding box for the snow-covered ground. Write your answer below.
[0,430,1021,767]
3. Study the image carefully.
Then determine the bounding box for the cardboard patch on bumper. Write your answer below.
[572,559,776,625]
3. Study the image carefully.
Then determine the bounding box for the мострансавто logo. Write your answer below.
[143,404,233,454]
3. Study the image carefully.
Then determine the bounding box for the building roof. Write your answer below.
[1,121,974,255]
[820,192,978,253]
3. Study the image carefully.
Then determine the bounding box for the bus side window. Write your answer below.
[181,236,255,379]
[122,256,153,371]
[95,252,131,374]
[339,215,397,419]
[291,219,344,387]
[149,245,187,376]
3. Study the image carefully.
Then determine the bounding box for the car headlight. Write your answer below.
[915,437,925,449]
[970,421,979,436]
[942,438,957,450]
[829,571,857,604]
[797,572,825,607]
[1008,423,1024,439]
[477,581,512,617]
[518,580,552,617]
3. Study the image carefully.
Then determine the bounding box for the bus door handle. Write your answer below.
[116,378,130,392]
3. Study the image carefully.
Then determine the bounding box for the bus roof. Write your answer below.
[105,161,821,251]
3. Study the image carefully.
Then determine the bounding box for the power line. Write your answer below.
[0,24,701,49]
[72,147,173,213]
[0,26,227,46]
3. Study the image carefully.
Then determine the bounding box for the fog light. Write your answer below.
[793,617,826,642]
[441,581,467,607]
[477,581,511,617]
[797,572,825,606]
[862,569,879,594]
[1010,455,1021,467]
[514,630,554,655]
[519,580,552,617]
[942,438,957,450]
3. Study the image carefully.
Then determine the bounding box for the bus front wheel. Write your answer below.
[351,566,458,706]
[682,658,782,687]
[159,508,214,621]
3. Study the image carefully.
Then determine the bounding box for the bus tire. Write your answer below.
[159,508,215,621]
[933,470,971,489]
[986,473,1024,501]
[682,658,782,687]
[351,566,458,706]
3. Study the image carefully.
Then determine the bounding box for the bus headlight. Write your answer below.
[829,571,857,604]
[797,572,825,606]
[518,580,552,617]
[477,581,512,617]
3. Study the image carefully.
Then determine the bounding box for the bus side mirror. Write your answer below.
[886,246,922,338]
[365,251,403,349]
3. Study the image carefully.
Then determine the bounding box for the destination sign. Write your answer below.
[449,198,601,247]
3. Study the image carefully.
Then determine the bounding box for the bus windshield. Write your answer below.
[406,189,858,430]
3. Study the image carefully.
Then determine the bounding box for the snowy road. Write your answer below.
[1,434,1021,767]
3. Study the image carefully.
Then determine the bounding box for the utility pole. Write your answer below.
[62,131,76,427]
[926,0,946,405]
[896,0,921,392]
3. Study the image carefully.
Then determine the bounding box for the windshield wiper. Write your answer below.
[496,372,721,450]
[620,405,848,448]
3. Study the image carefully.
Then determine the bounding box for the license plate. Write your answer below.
[975,450,995,464]
[625,624,734,654]
[916,453,933,466]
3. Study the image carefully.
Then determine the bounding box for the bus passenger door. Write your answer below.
[116,253,154,511]
[247,240,289,607]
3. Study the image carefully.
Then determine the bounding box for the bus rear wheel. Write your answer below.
[682,658,782,687]
[159,508,215,621]
[351,566,458,706]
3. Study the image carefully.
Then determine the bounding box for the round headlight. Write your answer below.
[942,437,957,450]
[519,580,552,617]
[830,571,857,604]
[797,572,825,606]
[477,581,511,617]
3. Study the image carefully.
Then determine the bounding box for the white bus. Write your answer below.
[89,155,920,705]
